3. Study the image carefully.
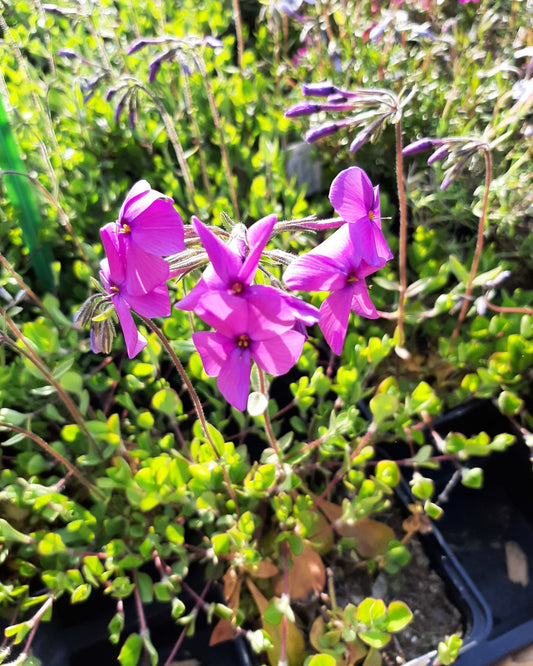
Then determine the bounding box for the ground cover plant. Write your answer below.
[0,0,532,665]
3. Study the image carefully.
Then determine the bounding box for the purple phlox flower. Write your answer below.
[177,215,319,331]
[283,224,381,355]
[99,223,171,358]
[114,180,185,294]
[193,298,307,411]
[329,167,393,268]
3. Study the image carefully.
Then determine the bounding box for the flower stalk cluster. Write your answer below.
[75,166,393,411]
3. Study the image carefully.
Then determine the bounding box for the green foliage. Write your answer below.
[0,0,530,665]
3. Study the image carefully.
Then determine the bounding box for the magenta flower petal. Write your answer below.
[218,346,252,411]
[193,292,249,339]
[329,167,376,223]
[122,241,170,295]
[175,278,208,312]
[124,282,171,318]
[239,214,277,283]
[113,295,147,358]
[192,216,242,285]
[351,280,379,319]
[127,199,185,255]
[246,285,301,338]
[319,287,353,355]
[284,252,349,292]
[252,329,306,375]
[348,218,392,269]
[193,331,235,377]
[100,223,125,285]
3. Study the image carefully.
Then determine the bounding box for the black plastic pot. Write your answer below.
[391,400,533,666]
[30,566,255,666]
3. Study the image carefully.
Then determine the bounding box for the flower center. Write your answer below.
[110,284,120,294]
[231,281,245,295]
[119,223,131,234]
[236,334,250,348]
[368,210,374,221]
[346,273,359,284]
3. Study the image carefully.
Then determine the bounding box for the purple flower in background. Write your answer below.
[193,298,307,411]
[177,215,319,330]
[114,180,185,294]
[329,167,393,268]
[284,224,382,355]
[99,223,171,358]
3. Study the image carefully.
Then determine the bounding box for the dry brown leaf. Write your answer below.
[273,542,326,600]
[246,578,306,666]
[505,541,529,587]
[311,495,395,557]
[250,560,279,578]
[337,517,395,558]
[223,567,242,610]
[209,618,236,646]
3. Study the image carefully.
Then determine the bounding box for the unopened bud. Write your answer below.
[284,101,322,117]
[403,138,439,156]
[305,121,339,142]
[302,81,336,97]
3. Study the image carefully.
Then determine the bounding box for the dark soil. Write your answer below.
[325,505,463,665]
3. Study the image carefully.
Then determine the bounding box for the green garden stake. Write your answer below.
[0,94,54,291]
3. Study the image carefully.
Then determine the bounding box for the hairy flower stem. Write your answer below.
[0,315,102,456]
[0,424,101,497]
[140,86,199,215]
[138,316,240,514]
[231,0,245,70]
[181,76,214,202]
[194,56,241,219]
[395,120,408,350]
[450,148,492,345]
[258,368,281,458]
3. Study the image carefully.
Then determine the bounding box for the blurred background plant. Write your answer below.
[0,0,532,664]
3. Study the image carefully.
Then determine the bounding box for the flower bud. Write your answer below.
[427,145,450,165]
[305,121,339,142]
[403,138,439,156]
[284,102,322,117]
[302,82,337,97]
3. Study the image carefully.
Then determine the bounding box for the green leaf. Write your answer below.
[369,394,399,425]
[37,532,66,555]
[151,388,181,417]
[118,633,143,666]
[0,519,32,544]
[108,612,125,644]
[375,460,400,488]
[306,656,337,666]
[437,634,463,665]
[142,633,159,666]
[410,473,434,501]
[461,467,483,489]
[71,584,91,604]
[449,254,470,283]
[358,629,390,649]
[356,598,387,625]
[385,601,413,632]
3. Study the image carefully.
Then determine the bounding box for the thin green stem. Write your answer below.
[138,85,199,215]
[194,55,240,219]
[138,316,240,514]
[451,147,492,344]
[0,424,101,497]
